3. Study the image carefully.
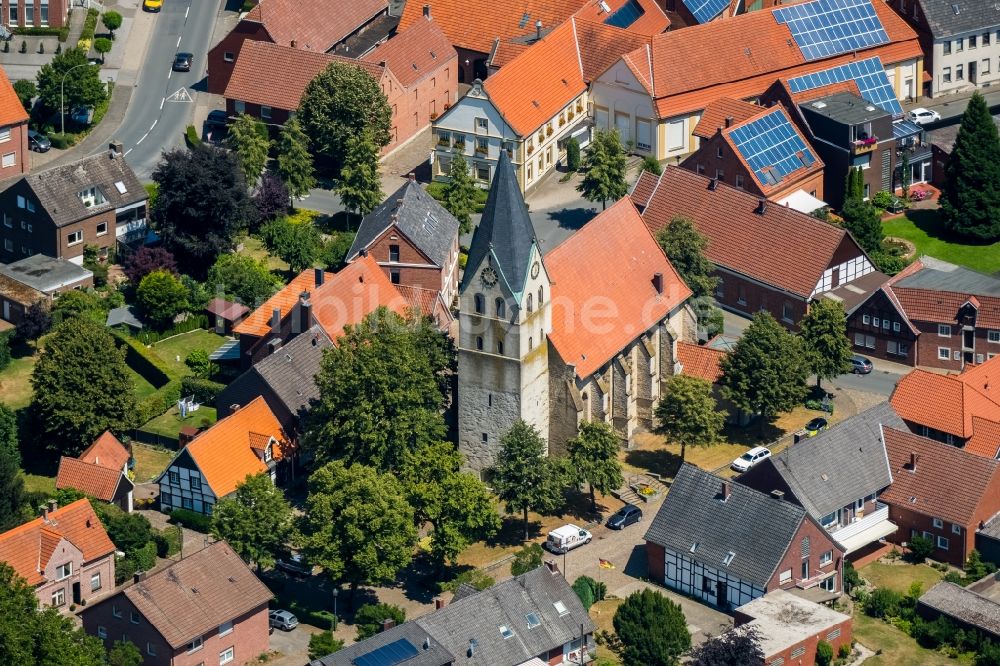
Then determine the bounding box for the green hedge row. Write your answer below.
[134,314,208,345]
[181,376,225,404]
[169,508,211,533]
[112,330,172,388]
[80,8,99,43]
[135,380,182,426]
[13,26,70,41]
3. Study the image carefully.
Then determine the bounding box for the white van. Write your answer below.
[546,524,592,554]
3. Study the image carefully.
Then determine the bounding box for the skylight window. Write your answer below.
[526,613,541,629]
[690,542,699,553]
[723,551,736,566]
[499,625,514,639]
[114,180,128,194]
[553,600,569,616]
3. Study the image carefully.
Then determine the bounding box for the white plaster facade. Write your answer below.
[929,29,1000,97]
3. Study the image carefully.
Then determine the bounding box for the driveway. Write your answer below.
[268,623,319,666]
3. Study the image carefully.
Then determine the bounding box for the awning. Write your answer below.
[776,189,828,214]
[893,120,923,140]
[516,659,549,666]
[838,519,898,554]
[209,339,241,361]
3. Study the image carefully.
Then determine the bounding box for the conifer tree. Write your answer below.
[940,92,1000,240]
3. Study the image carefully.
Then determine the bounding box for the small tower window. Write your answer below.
[474,293,485,314]
[497,339,505,355]
[476,336,484,350]
[528,337,533,350]
[496,298,505,318]
[538,286,544,305]
[526,293,533,314]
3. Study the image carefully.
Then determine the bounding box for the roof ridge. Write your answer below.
[885,425,1000,467]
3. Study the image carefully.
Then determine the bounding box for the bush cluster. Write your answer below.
[180,376,225,404]
[79,8,100,42]
[169,508,211,532]
[110,330,171,388]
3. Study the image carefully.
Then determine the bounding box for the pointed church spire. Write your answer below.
[461,151,538,295]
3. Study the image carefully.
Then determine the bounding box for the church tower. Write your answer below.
[457,152,552,474]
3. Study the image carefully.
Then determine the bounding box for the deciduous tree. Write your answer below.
[101,11,122,38]
[93,38,112,63]
[690,626,765,666]
[840,199,883,254]
[211,473,293,571]
[206,254,282,307]
[510,542,543,576]
[941,92,1000,240]
[337,135,383,221]
[260,217,323,272]
[107,640,143,666]
[308,631,343,660]
[490,420,565,541]
[122,246,177,285]
[800,299,852,388]
[654,375,726,462]
[16,301,51,347]
[12,79,36,112]
[354,603,406,640]
[0,405,24,531]
[442,153,477,235]
[578,128,627,210]
[227,113,271,186]
[36,48,106,116]
[276,117,316,202]
[613,588,691,666]
[656,216,723,338]
[253,172,290,225]
[136,270,189,327]
[567,421,623,511]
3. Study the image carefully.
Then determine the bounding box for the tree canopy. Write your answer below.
[36,48,106,115]
[211,473,293,571]
[490,420,565,540]
[206,253,282,307]
[227,114,271,186]
[800,299,852,388]
[16,301,51,346]
[0,405,24,531]
[654,374,726,461]
[840,199,883,254]
[940,92,1000,240]
[656,216,724,338]
[689,626,765,666]
[567,421,623,511]
[354,603,406,640]
[613,588,691,666]
[442,154,477,235]
[122,245,177,286]
[136,270,189,327]
[578,128,628,209]
[253,172,290,225]
[261,216,324,273]
[337,134,383,220]
[276,117,316,201]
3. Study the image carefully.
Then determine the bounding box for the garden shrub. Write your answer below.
[185,125,201,148]
[907,534,935,563]
[111,330,171,387]
[815,640,833,666]
[115,557,136,585]
[80,8,99,42]
[169,508,211,533]
[180,376,225,404]
[572,577,595,610]
[862,587,903,618]
[510,542,543,576]
[440,568,494,593]
[355,603,405,640]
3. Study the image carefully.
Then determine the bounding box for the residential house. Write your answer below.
[880,426,1000,566]
[56,431,134,512]
[633,166,876,327]
[918,579,1000,641]
[458,152,694,472]
[82,541,273,666]
[431,13,662,192]
[0,254,92,324]
[681,102,825,202]
[0,498,115,608]
[977,515,1000,565]
[0,68,29,181]
[205,298,249,335]
[216,324,332,434]
[223,17,457,155]
[591,0,923,163]
[734,590,854,666]
[0,145,147,264]
[0,0,68,28]
[156,396,292,515]
[346,175,460,307]
[738,403,903,560]
[846,257,1000,369]
[311,562,595,666]
[645,464,846,610]
[206,0,388,95]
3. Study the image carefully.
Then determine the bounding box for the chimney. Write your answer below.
[292,291,311,334]
[771,489,785,500]
[290,39,296,48]
[422,3,430,17]
[109,140,123,157]
[536,19,543,41]
[133,572,146,584]
[270,307,281,335]
[381,618,396,632]
[652,272,664,294]
[41,504,48,521]
[434,597,446,610]
[724,116,734,128]
[408,172,416,182]
[48,499,57,513]
[267,338,282,354]
[909,452,919,471]
[544,559,560,575]
[755,197,767,215]
[720,481,731,501]
[229,403,240,412]
[708,177,718,191]
[314,267,324,287]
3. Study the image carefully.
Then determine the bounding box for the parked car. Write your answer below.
[545,524,592,554]
[203,109,228,143]
[607,505,643,530]
[27,130,50,152]
[172,52,192,72]
[805,417,829,436]
[269,610,298,631]
[731,446,771,473]
[276,553,312,577]
[143,0,163,11]
[908,108,941,125]
[851,355,873,374]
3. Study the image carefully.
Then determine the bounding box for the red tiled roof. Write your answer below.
[676,341,725,383]
[881,427,1000,526]
[545,197,691,378]
[244,0,386,52]
[630,169,659,209]
[636,167,859,298]
[361,17,456,88]
[225,40,384,111]
[489,40,530,69]
[205,298,249,322]
[0,69,27,127]
[965,416,1000,460]
[574,18,653,82]
[573,0,669,37]
[0,499,115,586]
[892,287,1000,329]
[235,269,318,337]
[890,368,1000,440]
[79,431,129,471]
[55,457,125,502]
[312,254,410,340]
[692,97,762,139]
[957,356,1000,405]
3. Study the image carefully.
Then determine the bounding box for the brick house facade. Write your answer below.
[0,68,30,183]
[0,0,68,28]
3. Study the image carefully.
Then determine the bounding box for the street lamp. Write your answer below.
[332,587,339,624]
[61,62,89,136]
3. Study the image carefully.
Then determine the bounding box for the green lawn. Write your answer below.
[131,443,177,483]
[149,329,227,377]
[127,367,160,400]
[239,235,290,273]
[0,354,37,410]
[860,561,944,595]
[884,209,1000,274]
[854,612,974,665]
[141,405,217,440]
[22,473,56,495]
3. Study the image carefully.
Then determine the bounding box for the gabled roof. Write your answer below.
[79,431,130,471]
[881,427,1000,525]
[0,69,27,127]
[235,270,318,337]
[243,0,386,52]
[919,582,1000,639]
[965,416,1000,460]
[24,152,145,228]
[889,256,1000,329]
[644,463,813,589]
[676,341,725,383]
[224,40,384,112]
[545,197,690,378]
[313,621,453,666]
[177,396,289,498]
[635,167,863,298]
[915,0,1000,40]
[0,499,115,586]
[692,97,762,140]
[361,17,456,88]
[205,298,249,322]
[573,0,669,36]
[55,457,132,502]
[311,254,411,340]
[347,179,460,269]
[890,367,1000,440]
[117,541,273,648]
[462,151,537,296]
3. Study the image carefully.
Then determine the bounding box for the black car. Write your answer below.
[28,129,50,152]
[805,417,829,436]
[172,52,192,72]
[607,504,642,530]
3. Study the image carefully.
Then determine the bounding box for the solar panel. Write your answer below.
[681,0,729,24]
[786,56,903,115]
[353,639,419,666]
[728,108,816,188]
[774,0,889,61]
[605,0,645,28]
[892,119,922,139]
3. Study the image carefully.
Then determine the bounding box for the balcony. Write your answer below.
[827,503,897,554]
[851,137,878,155]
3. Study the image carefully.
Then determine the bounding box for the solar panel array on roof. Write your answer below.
[728,108,816,188]
[773,0,889,61]
[787,56,903,115]
[681,0,729,24]
[892,119,922,139]
[353,639,419,666]
[605,0,645,28]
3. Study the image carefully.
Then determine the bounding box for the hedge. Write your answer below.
[153,526,182,558]
[169,508,211,533]
[13,26,70,41]
[134,314,208,345]
[135,379,182,425]
[115,557,136,585]
[181,376,225,404]
[185,125,201,149]
[111,330,171,388]
[80,8,99,42]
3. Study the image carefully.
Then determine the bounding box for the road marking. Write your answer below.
[159,98,165,110]
[167,70,172,79]
[137,132,149,145]
[150,119,158,131]
[185,6,189,18]
[176,36,182,48]
[165,87,193,103]
[124,148,133,156]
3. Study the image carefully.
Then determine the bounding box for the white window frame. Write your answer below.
[0,127,10,142]
[220,647,235,664]
[147,643,157,657]
[96,222,107,236]
[938,324,952,337]
[51,588,65,606]
[938,347,951,360]
[937,535,949,550]
[260,105,272,120]
[98,626,107,639]
[219,620,233,637]
[67,230,82,246]
[55,562,72,580]
[952,524,962,535]
[990,330,1000,343]
[223,52,235,62]
[90,571,101,591]
[234,100,245,114]
[779,568,792,583]
[894,321,901,332]
[112,603,122,618]
[933,517,943,528]
[188,637,203,653]
[130,610,140,625]
[873,317,880,327]
[1,152,12,169]
[820,550,833,566]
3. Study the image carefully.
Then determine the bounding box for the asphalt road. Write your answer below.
[99,0,221,178]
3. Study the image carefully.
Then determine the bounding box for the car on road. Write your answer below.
[731,446,771,473]
[28,130,50,152]
[172,52,192,72]
[545,524,591,554]
[275,553,312,577]
[908,108,941,125]
[607,505,642,530]
[805,417,829,436]
[143,0,163,11]
[851,355,873,374]
[269,610,298,632]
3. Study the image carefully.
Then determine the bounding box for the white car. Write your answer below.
[545,524,592,554]
[908,108,941,125]
[731,446,772,473]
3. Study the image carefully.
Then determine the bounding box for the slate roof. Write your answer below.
[118,541,273,648]
[743,402,901,519]
[243,0,387,52]
[819,269,890,315]
[106,305,144,330]
[462,151,538,295]
[0,255,93,294]
[312,621,453,666]
[644,463,810,589]
[360,17,456,88]
[980,513,1000,540]
[347,179,460,268]
[24,152,145,228]
[919,582,1000,638]
[915,0,1000,39]
[55,457,131,502]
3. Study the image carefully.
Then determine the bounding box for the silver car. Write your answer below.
[269,610,298,631]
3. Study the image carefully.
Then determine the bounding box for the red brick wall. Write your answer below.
[57,210,117,262]
[646,541,666,583]
[381,57,457,155]
[714,268,808,329]
[208,21,272,95]
[767,517,844,594]
[760,617,853,666]
[1,0,68,27]
[0,121,29,181]
[885,506,971,566]
[847,289,917,366]
[364,224,453,294]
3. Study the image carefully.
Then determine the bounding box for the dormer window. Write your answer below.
[264,443,272,462]
[78,186,107,208]
[723,551,735,566]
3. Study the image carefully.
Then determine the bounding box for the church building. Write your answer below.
[457,152,696,473]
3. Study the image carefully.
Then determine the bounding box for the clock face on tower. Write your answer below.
[481,266,498,287]
[531,261,540,279]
